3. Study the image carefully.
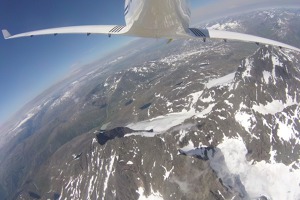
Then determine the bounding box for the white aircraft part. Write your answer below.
[124,0,144,26]
[2,25,128,39]
[188,28,300,52]
[2,0,300,52]
[125,0,191,38]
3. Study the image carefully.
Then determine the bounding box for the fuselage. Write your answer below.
[124,0,191,38]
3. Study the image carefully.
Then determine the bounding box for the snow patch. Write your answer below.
[252,99,297,115]
[137,187,164,200]
[262,70,272,84]
[235,108,255,133]
[13,113,35,131]
[50,90,74,109]
[276,118,297,142]
[272,54,283,67]
[218,138,300,200]
[127,111,194,134]
[180,140,195,152]
[102,153,116,200]
[207,21,240,30]
[160,49,206,64]
[127,91,211,135]
[162,166,174,180]
[127,103,215,136]
[127,161,134,165]
[206,72,235,89]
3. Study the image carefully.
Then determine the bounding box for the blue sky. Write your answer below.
[0,0,299,125]
[0,0,208,125]
[0,0,129,124]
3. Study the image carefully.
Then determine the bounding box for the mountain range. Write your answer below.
[0,8,300,200]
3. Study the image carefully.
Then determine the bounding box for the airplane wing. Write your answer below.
[3,25,300,52]
[188,28,300,52]
[2,25,128,39]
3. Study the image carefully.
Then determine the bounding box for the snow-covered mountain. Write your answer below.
[204,9,300,48]
[0,8,300,200]
[22,46,299,200]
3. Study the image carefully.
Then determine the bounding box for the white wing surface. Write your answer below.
[188,28,300,52]
[3,25,300,52]
[2,25,128,39]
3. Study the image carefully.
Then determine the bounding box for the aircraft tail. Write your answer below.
[2,29,11,39]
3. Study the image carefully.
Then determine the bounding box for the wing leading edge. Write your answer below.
[2,25,128,39]
[188,28,300,52]
[2,25,300,52]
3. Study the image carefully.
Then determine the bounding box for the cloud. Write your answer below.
[191,0,300,23]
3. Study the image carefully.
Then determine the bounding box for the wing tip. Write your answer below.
[2,29,11,39]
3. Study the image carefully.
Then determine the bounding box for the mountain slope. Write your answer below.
[15,46,300,200]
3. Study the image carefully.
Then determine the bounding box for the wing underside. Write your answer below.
[188,28,300,52]
[2,25,128,39]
